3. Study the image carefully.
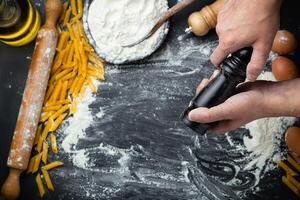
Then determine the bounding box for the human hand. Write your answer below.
[211,0,282,81]
[188,72,300,133]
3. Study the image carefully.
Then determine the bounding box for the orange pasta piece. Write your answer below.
[63,8,72,26]
[40,111,54,123]
[42,105,61,113]
[49,81,63,102]
[50,133,58,154]
[41,119,54,140]
[50,113,67,132]
[36,173,45,198]
[59,1,69,23]
[60,81,68,100]
[87,78,96,93]
[57,31,69,51]
[70,0,77,15]
[43,161,64,171]
[42,142,48,164]
[32,153,42,173]
[49,104,69,121]
[42,169,55,191]
[34,124,42,146]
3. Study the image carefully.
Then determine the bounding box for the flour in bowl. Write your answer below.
[87,0,169,64]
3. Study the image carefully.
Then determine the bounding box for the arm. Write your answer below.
[211,0,282,81]
[189,78,300,133]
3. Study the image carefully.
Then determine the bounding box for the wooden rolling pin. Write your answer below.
[187,0,224,36]
[1,0,62,199]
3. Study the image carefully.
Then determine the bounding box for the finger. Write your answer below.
[210,40,245,66]
[196,78,209,94]
[210,70,220,81]
[246,44,269,81]
[188,102,232,123]
[209,120,242,133]
[210,45,230,66]
[196,70,220,94]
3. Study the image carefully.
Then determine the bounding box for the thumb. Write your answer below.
[188,102,232,123]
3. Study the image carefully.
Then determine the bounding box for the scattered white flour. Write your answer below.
[227,72,296,187]
[87,0,168,64]
[61,80,99,168]
[244,71,296,169]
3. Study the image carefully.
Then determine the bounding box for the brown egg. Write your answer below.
[285,127,300,156]
[271,56,299,81]
[272,30,297,55]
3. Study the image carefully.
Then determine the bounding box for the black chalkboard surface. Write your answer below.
[1,0,300,199]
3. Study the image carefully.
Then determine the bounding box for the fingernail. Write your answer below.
[188,111,195,121]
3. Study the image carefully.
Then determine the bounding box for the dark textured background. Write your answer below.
[1,0,300,199]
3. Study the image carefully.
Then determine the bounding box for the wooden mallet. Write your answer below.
[1,0,62,199]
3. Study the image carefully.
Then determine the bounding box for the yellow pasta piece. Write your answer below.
[36,136,44,153]
[62,43,71,64]
[36,173,45,198]
[69,100,77,115]
[44,83,55,103]
[79,83,87,99]
[66,43,75,65]
[73,76,85,97]
[42,105,61,113]
[42,169,55,191]
[70,0,77,15]
[88,51,105,65]
[41,119,54,140]
[63,8,72,26]
[88,64,104,75]
[27,154,38,173]
[283,176,299,196]
[69,76,79,95]
[287,174,300,190]
[49,104,69,121]
[51,52,65,75]
[32,153,42,173]
[60,81,68,100]
[40,111,54,123]
[55,68,73,82]
[43,161,64,171]
[50,134,58,154]
[45,99,70,107]
[277,160,298,176]
[77,0,83,18]
[61,71,76,81]
[59,1,69,23]
[67,23,75,40]
[291,153,300,164]
[42,142,48,164]
[87,70,105,81]
[50,113,67,132]
[87,78,96,93]
[34,124,42,146]
[288,155,300,172]
[57,31,69,51]
[49,81,62,103]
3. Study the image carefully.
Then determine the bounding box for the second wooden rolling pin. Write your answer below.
[1,0,62,199]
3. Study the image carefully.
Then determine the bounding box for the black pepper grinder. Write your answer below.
[180,47,253,134]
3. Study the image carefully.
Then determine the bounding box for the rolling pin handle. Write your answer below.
[1,168,22,200]
[44,0,62,28]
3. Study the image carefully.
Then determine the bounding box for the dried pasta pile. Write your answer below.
[27,0,105,197]
[277,153,300,196]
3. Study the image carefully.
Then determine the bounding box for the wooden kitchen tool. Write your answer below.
[1,0,62,199]
[122,0,197,47]
[187,0,224,36]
